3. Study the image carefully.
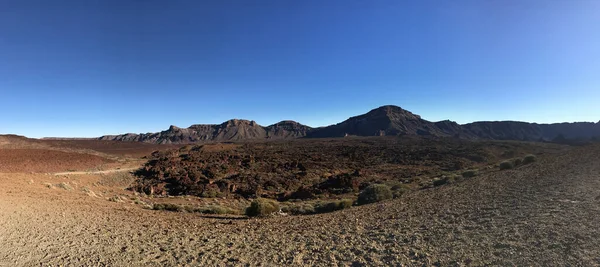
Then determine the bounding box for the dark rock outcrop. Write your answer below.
[265,120,313,139]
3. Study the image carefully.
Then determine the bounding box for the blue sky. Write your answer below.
[1,1,599,138]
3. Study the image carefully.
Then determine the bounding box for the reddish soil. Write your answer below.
[1,135,179,158]
[0,135,180,174]
[0,149,115,173]
[43,140,180,158]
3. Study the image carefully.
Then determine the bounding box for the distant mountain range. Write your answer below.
[97,105,600,144]
[99,120,312,144]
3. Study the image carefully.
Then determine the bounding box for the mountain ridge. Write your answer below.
[95,105,600,144]
[98,119,313,144]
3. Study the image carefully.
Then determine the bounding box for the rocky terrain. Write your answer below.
[130,136,558,201]
[97,105,600,144]
[1,135,599,266]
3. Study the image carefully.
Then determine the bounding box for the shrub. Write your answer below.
[199,205,237,215]
[282,199,353,215]
[133,198,147,205]
[246,198,280,217]
[523,154,536,164]
[201,188,222,198]
[314,199,354,213]
[433,177,449,187]
[108,195,124,202]
[338,198,354,209]
[183,205,196,213]
[390,183,410,191]
[357,184,392,205]
[513,158,523,166]
[280,204,291,213]
[287,203,316,215]
[462,170,478,178]
[389,182,411,198]
[386,180,409,190]
[82,187,98,197]
[315,201,340,213]
[433,174,463,187]
[57,182,73,191]
[499,160,514,170]
[181,205,237,214]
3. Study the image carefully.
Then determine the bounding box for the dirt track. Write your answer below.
[1,144,599,266]
[53,167,138,176]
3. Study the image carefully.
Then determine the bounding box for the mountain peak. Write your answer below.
[374,105,405,110]
[364,105,421,121]
[270,120,304,126]
[221,119,257,127]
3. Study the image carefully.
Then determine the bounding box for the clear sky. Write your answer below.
[1,0,599,138]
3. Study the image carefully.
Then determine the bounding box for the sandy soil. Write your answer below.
[1,143,599,266]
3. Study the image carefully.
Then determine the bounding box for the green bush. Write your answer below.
[386,181,411,198]
[523,154,536,164]
[282,199,353,215]
[357,184,392,205]
[186,205,238,215]
[462,170,478,178]
[315,199,353,213]
[246,198,280,217]
[499,160,514,170]
[183,205,195,213]
[338,198,354,209]
[206,205,236,214]
[201,188,222,198]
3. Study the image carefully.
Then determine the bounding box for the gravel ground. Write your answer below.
[1,144,599,266]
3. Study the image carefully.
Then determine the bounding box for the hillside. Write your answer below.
[462,121,600,141]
